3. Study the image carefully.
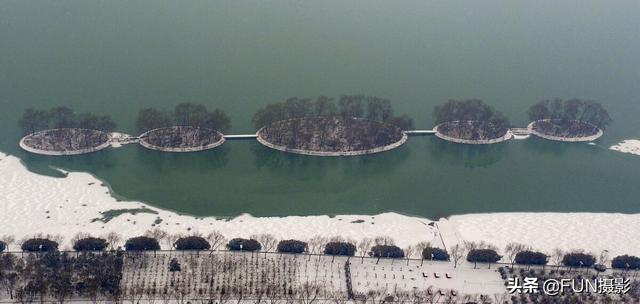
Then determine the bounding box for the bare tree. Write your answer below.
[308,236,327,254]
[504,243,527,267]
[145,228,169,249]
[104,232,122,250]
[414,242,430,256]
[329,236,345,243]
[449,244,465,268]
[404,245,415,265]
[165,233,183,253]
[598,249,610,266]
[1,235,15,251]
[256,234,278,257]
[551,248,564,271]
[70,232,91,245]
[373,236,394,246]
[206,231,227,251]
[357,238,372,263]
[289,283,322,304]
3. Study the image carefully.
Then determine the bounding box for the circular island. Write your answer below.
[528,119,603,142]
[19,128,112,155]
[139,126,225,152]
[434,121,512,144]
[526,99,610,142]
[257,116,408,156]
[432,99,512,145]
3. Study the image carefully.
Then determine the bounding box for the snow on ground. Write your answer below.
[610,139,640,156]
[442,213,640,258]
[1,151,638,260]
[0,152,437,251]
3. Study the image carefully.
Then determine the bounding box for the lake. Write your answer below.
[1,0,639,217]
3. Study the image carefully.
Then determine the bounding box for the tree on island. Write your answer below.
[18,108,51,135]
[528,98,611,129]
[49,106,76,129]
[135,108,172,133]
[252,95,414,131]
[433,99,510,140]
[136,103,231,134]
[19,107,117,135]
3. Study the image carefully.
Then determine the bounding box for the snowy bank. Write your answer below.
[0,151,638,259]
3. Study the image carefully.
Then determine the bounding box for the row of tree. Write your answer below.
[252,96,415,130]
[5,234,637,272]
[135,103,232,134]
[18,107,117,135]
[528,98,612,129]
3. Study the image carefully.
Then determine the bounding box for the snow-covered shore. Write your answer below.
[1,151,638,259]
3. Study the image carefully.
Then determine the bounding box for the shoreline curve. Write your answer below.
[138,126,226,152]
[19,128,112,156]
[434,122,512,145]
[528,120,603,142]
[256,127,408,156]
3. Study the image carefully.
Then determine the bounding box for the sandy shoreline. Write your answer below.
[1,151,638,260]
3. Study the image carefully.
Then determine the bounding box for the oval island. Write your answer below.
[19,128,112,155]
[434,121,512,144]
[257,116,408,156]
[529,119,603,142]
[139,126,225,152]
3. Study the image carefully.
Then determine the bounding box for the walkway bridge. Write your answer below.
[224,134,258,140]
[404,130,436,135]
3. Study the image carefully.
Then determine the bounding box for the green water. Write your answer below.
[1,0,639,217]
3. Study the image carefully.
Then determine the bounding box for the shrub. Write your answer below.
[324,242,356,256]
[467,249,502,263]
[370,245,404,258]
[169,258,181,272]
[515,251,548,265]
[174,236,211,250]
[21,238,58,252]
[562,253,596,267]
[422,247,450,261]
[611,255,640,270]
[277,240,307,254]
[73,237,108,251]
[226,238,261,251]
[0,241,5,253]
[124,236,160,251]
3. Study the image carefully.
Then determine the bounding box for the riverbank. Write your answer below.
[0,151,638,259]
